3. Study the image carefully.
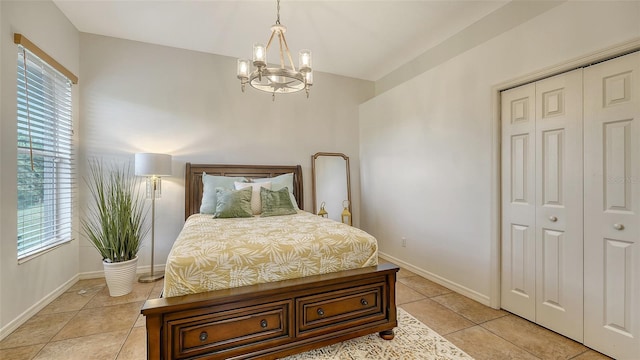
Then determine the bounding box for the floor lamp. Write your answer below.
[135,153,172,283]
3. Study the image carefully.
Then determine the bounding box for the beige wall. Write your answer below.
[0,0,80,337]
[78,33,374,274]
[360,1,640,305]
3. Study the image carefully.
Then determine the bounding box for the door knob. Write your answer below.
[613,223,625,231]
[548,216,558,222]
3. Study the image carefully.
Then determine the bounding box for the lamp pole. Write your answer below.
[139,176,163,282]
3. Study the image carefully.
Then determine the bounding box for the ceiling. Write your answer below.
[53,0,511,81]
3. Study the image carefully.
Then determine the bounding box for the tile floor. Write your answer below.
[0,266,612,360]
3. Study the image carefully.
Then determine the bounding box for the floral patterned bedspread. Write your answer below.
[163,211,378,297]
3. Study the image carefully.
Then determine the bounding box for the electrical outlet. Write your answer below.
[401,237,407,247]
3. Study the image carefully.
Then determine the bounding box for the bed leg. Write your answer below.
[379,329,395,340]
[146,314,162,360]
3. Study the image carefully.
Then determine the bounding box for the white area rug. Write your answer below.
[283,307,474,359]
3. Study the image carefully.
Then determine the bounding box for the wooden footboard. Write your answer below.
[141,263,398,360]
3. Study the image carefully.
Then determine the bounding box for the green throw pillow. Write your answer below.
[213,187,253,218]
[253,173,299,209]
[260,187,297,217]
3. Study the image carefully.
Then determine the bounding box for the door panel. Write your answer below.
[584,51,639,359]
[541,129,564,205]
[501,84,536,321]
[534,69,583,342]
[509,224,531,298]
[511,134,530,203]
[541,229,563,307]
[604,120,633,211]
[603,238,633,335]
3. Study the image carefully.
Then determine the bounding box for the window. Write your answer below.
[17,44,74,260]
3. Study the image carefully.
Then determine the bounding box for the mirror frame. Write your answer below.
[311,152,351,218]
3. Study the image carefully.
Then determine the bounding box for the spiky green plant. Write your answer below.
[82,160,149,263]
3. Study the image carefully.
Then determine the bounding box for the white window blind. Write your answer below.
[17,45,74,260]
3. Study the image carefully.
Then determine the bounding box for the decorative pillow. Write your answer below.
[235,181,271,215]
[213,187,253,218]
[260,187,297,217]
[253,173,299,209]
[200,173,247,214]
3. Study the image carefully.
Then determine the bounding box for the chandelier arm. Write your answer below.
[265,30,276,52]
[280,32,297,72]
[277,32,286,69]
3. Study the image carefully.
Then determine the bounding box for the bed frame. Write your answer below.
[142,163,398,360]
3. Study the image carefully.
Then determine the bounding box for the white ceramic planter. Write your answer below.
[103,256,138,297]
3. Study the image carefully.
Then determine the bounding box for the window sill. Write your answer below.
[18,239,73,264]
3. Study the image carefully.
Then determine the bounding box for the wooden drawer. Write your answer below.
[296,281,386,336]
[167,300,292,359]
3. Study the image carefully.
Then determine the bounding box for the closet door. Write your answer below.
[534,69,583,342]
[584,51,640,359]
[501,84,536,321]
[502,70,583,340]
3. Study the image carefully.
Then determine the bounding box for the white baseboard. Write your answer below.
[379,252,492,307]
[0,274,79,341]
[79,263,166,279]
[136,263,166,275]
[1,263,167,341]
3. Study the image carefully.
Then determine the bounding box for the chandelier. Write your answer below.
[236,0,313,100]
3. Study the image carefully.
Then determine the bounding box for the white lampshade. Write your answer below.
[135,153,172,177]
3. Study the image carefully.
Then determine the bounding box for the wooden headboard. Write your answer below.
[185,163,304,220]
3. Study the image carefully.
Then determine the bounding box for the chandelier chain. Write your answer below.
[276,0,281,24]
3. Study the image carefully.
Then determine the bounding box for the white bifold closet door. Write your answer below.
[584,51,640,359]
[501,69,584,342]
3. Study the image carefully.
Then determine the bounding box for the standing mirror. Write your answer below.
[312,152,351,223]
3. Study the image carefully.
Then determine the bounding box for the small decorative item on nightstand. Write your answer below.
[341,200,351,226]
[318,201,328,218]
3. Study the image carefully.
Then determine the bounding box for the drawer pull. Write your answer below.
[614,223,625,231]
[549,216,557,222]
[360,298,368,306]
[199,331,208,342]
[317,308,325,317]
[260,319,268,328]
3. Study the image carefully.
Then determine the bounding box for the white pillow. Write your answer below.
[234,181,271,215]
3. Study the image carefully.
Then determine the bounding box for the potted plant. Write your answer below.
[82,159,149,296]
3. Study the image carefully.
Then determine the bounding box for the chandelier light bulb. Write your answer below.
[253,43,266,66]
[299,50,312,72]
[237,59,250,79]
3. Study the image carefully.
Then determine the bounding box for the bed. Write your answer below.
[141,163,398,360]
